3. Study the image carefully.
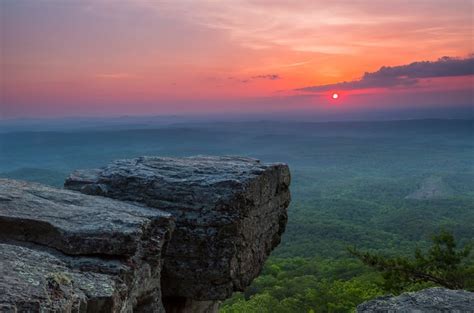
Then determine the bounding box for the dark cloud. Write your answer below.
[297,56,474,93]
[228,74,280,83]
[251,74,281,80]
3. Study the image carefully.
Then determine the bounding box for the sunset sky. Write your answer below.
[1,0,473,119]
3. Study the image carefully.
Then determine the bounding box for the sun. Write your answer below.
[332,93,339,99]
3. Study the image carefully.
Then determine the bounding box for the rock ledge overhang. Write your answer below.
[65,156,291,300]
[0,156,291,312]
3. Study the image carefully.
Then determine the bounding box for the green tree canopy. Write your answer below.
[349,230,474,293]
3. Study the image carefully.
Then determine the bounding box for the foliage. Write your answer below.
[221,258,384,313]
[349,231,474,293]
[1,120,473,311]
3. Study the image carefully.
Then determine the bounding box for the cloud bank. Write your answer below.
[298,56,474,93]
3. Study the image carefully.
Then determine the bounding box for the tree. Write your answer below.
[348,230,474,293]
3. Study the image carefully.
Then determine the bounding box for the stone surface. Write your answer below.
[0,178,174,312]
[357,287,474,313]
[65,156,291,300]
[0,243,119,312]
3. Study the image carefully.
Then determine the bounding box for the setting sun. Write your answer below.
[332,93,339,99]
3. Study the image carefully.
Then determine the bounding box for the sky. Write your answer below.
[1,0,473,119]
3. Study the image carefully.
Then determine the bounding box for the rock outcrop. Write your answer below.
[405,176,453,200]
[357,287,474,313]
[65,156,291,311]
[0,178,174,312]
[1,156,291,312]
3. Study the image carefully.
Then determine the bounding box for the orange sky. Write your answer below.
[1,0,473,118]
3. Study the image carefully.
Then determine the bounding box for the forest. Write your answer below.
[1,118,473,312]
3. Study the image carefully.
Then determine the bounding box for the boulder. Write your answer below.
[357,287,474,313]
[65,156,291,302]
[0,178,174,312]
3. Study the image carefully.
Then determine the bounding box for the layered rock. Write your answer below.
[357,287,474,312]
[65,156,291,306]
[0,156,291,312]
[0,178,174,312]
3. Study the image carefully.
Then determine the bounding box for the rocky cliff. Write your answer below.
[0,178,174,312]
[357,287,474,312]
[0,156,291,313]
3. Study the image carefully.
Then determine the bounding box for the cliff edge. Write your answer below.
[1,156,291,313]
